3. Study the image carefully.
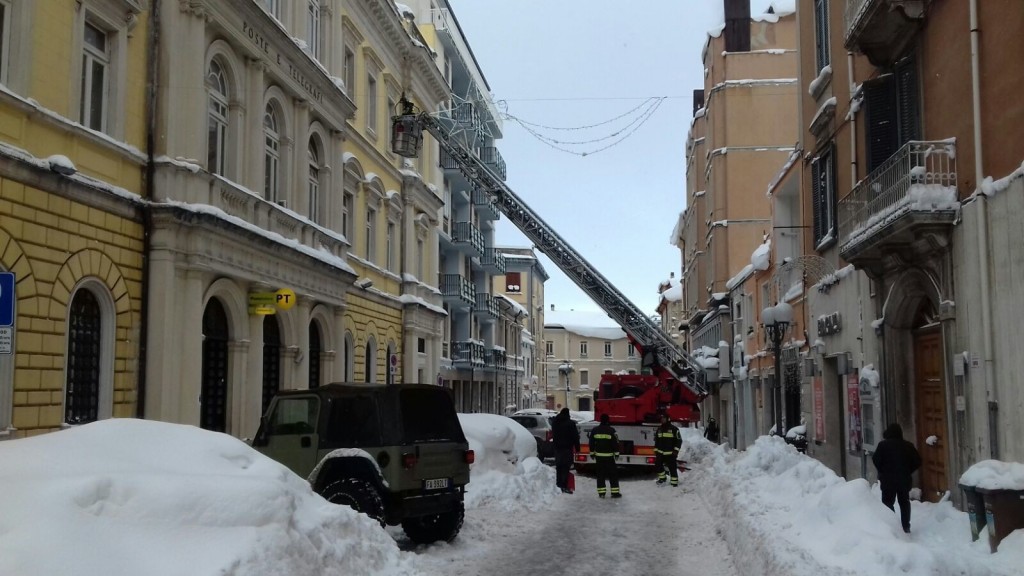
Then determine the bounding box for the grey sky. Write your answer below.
[447,0,781,315]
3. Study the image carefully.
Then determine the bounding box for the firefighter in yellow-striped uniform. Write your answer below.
[654,413,682,487]
[588,413,621,498]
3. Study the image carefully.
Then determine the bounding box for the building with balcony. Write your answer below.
[404,0,508,414]
[544,307,641,412]
[791,0,1024,501]
[0,0,149,438]
[674,0,799,446]
[493,246,549,410]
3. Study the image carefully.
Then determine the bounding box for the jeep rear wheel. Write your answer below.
[401,501,464,544]
[320,478,385,527]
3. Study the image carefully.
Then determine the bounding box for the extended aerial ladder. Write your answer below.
[391,100,708,407]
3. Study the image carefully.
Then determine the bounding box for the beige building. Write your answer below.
[492,246,549,410]
[673,0,799,445]
[543,307,641,412]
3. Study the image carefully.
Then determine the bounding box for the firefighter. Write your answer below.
[589,413,621,498]
[654,413,682,487]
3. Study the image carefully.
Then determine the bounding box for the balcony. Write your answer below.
[439,273,475,310]
[452,221,484,257]
[452,340,486,368]
[473,188,500,221]
[481,247,506,275]
[839,140,958,273]
[483,347,507,372]
[845,0,927,66]
[474,293,499,321]
[478,146,507,180]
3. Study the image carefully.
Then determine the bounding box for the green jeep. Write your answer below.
[251,383,472,544]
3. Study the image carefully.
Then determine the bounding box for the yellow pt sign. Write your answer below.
[275,288,297,310]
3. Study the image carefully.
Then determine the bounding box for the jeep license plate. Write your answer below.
[424,478,449,490]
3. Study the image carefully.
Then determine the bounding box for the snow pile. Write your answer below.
[545,309,626,340]
[751,239,771,271]
[960,460,1024,491]
[0,419,424,576]
[680,431,1024,576]
[458,414,558,512]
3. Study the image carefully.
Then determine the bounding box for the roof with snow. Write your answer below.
[544,309,626,340]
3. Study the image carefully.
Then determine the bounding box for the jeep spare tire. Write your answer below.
[401,501,465,544]
[321,478,385,526]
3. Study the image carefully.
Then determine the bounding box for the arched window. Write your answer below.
[308,320,322,389]
[365,337,377,383]
[65,289,103,424]
[308,137,321,223]
[386,342,396,385]
[206,59,229,176]
[344,331,355,382]
[263,102,281,202]
[262,316,281,414]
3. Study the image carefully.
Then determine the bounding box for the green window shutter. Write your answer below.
[896,54,921,144]
[864,74,898,173]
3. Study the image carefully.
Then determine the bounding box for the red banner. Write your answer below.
[813,377,825,441]
[847,373,862,453]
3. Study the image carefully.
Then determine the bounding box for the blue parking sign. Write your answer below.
[0,272,14,326]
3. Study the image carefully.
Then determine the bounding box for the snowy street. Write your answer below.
[403,470,738,576]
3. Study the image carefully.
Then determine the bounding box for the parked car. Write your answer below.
[251,383,473,544]
[510,410,556,459]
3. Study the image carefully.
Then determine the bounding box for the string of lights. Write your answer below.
[507,97,667,157]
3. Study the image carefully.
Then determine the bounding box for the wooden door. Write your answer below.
[913,328,948,502]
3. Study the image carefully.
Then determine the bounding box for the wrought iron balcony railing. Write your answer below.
[478,146,507,180]
[474,293,499,319]
[452,340,486,366]
[481,248,506,275]
[439,273,475,307]
[473,188,500,220]
[838,140,957,252]
[452,221,484,257]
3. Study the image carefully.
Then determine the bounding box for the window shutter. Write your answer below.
[864,74,898,173]
[815,0,830,70]
[896,55,921,144]
[812,158,823,246]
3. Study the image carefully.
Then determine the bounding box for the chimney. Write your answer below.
[724,0,751,53]
[670,272,675,279]
[550,304,555,311]
[693,89,705,116]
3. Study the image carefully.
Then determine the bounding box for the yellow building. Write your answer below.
[0,0,148,438]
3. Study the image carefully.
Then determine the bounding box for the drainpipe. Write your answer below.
[848,52,858,189]
[969,0,998,458]
[137,0,162,418]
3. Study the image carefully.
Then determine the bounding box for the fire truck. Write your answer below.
[391,99,707,470]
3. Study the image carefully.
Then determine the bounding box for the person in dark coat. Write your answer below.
[654,414,682,487]
[588,413,621,498]
[551,408,581,494]
[704,417,720,443]
[872,423,922,533]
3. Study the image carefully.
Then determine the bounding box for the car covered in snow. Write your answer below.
[252,383,474,544]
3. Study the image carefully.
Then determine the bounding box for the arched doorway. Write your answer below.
[309,321,322,389]
[262,315,281,414]
[65,288,102,425]
[911,299,948,502]
[201,298,230,432]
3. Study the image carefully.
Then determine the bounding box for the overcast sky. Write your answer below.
[447,0,783,315]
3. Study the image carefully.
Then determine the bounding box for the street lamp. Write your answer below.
[761,302,794,441]
[558,361,573,410]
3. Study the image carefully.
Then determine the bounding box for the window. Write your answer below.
[580,341,588,358]
[627,343,636,358]
[263,103,281,202]
[307,0,321,61]
[0,1,10,84]
[341,191,354,239]
[811,144,836,249]
[813,0,830,71]
[343,47,355,94]
[443,55,451,87]
[265,397,318,436]
[604,341,612,357]
[506,272,522,293]
[545,340,553,357]
[308,321,322,389]
[81,20,110,132]
[344,332,355,381]
[308,138,321,222]
[262,316,281,415]
[365,337,377,383]
[264,0,282,19]
[65,287,112,425]
[366,207,377,261]
[207,59,229,175]
[386,221,395,271]
[416,238,424,279]
[418,338,426,354]
[366,73,378,134]
[864,54,920,173]
[580,370,589,387]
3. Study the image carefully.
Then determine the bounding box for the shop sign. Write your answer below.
[817,311,842,336]
[847,373,862,453]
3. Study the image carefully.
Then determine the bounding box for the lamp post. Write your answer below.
[558,361,573,410]
[761,302,794,440]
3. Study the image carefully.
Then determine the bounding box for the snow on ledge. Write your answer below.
[960,459,1024,491]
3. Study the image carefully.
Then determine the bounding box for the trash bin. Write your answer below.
[958,483,987,542]
[977,487,1024,553]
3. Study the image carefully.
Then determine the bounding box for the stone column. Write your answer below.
[242,305,265,439]
[244,57,266,195]
[293,297,313,389]
[293,101,311,217]
[333,306,347,382]
[181,270,206,426]
[228,339,250,437]
[144,243,180,421]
